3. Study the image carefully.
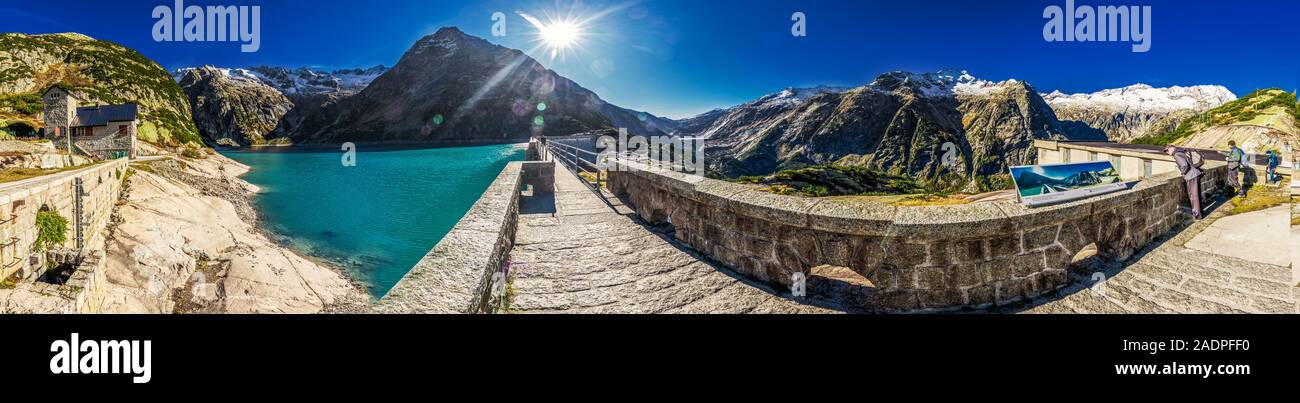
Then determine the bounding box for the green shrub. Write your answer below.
[730,164,927,197]
[0,93,44,115]
[34,209,68,251]
[800,185,830,197]
[180,144,206,159]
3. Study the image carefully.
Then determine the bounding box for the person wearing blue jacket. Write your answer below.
[1264,150,1280,185]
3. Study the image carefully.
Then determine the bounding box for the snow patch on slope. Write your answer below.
[1042,84,1237,113]
[173,65,387,96]
[867,70,1019,98]
[752,85,851,108]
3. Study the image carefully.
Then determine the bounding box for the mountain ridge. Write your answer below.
[1043,83,1237,142]
[675,70,1103,192]
[178,27,675,145]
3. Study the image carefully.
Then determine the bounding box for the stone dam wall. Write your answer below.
[377,139,1230,313]
[0,158,129,313]
[377,157,554,314]
[605,158,1228,312]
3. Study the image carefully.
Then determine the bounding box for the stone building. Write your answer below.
[41,86,138,160]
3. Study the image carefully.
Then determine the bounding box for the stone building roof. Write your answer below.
[74,104,138,126]
[41,85,82,99]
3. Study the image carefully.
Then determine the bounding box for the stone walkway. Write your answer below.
[509,163,1294,314]
[1016,199,1294,314]
[1185,206,1289,267]
[507,164,843,314]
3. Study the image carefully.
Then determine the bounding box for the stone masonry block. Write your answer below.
[915,266,947,290]
[947,238,987,264]
[1022,224,1060,252]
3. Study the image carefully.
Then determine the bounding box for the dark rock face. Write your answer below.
[283,27,667,144]
[173,65,387,146]
[177,67,293,146]
[678,71,1095,190]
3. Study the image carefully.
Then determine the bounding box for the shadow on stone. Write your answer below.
[614,193,864,313]
[519,189,556,215]
[987,195,1222,313]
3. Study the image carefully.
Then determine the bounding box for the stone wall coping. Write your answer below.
[612,158,1225,239]
[1034,140,1170,161]
[377,161,525,314]
[0,158,127,199]
[1037,139,1288,174]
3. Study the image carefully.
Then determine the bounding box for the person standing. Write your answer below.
[1223,140,1246,197]
[1265,150,1280,185]
[1167,144,1203,220]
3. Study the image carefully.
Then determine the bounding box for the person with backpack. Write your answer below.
[1264,150,1280,185]
[1166,144,1204,220]
[1222,140,1247,197]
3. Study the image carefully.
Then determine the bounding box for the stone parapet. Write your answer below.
[520,160,554,194]
[377,161,528,314]
[607,159,1228,312]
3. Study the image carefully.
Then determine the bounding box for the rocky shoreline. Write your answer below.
[98,153,371,313]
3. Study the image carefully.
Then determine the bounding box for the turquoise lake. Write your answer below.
[223,143,526,298]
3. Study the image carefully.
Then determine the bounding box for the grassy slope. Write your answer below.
[0,33,201,147]
[731,164,928,197]
[1133,88,1299,146]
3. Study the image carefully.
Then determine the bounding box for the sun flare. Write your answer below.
[519,11,588,60]
[540,21,580,49]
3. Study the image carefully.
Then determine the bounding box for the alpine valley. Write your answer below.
[0,24,1288,315]
[155,27,1269,191]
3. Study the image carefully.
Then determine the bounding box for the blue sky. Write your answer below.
[3,0,1296,119]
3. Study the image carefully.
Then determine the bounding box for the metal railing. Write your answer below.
[544,140,608,192]
[542,135,708,195]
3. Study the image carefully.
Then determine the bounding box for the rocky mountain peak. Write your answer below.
[404,26,496,62]
[175,65,386,97]
[674,68,1091,187]
[867,70,1018,98]
[176,66,293,146]
[751,85,851,108]
[333,65,388,76]
[279,27,669,143]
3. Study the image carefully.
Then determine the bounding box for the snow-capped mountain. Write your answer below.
[675,70,1101,189]
[1043,84,1236,113]
[173,65,387,97]
[866,69,1018,98]
[1043,84,1237,142]
[172,65,387,145]
[176,66,293,146]
[672,85,848,139]
[753,86,853,107]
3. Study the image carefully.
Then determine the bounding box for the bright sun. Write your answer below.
[519,12,588,60]
[540,21,580,49]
